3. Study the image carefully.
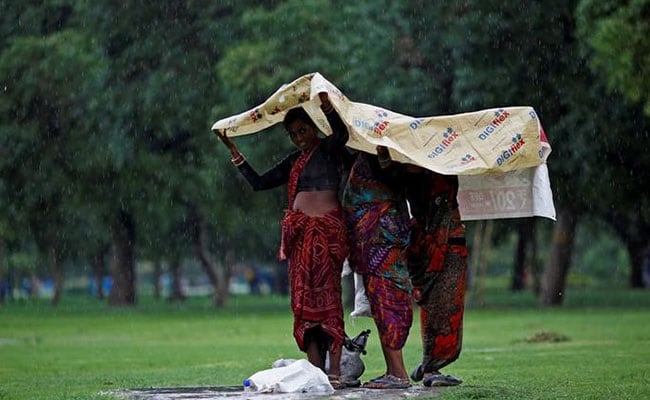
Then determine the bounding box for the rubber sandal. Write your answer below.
[368,374,386,383]
[342,378,361,388]
[410,364,424,382]
[361,374,411,389]
[423,373,462,387]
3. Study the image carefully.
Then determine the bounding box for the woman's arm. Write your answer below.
[213,128,296,191]
[236,153,297,191]
[369,146,403,186]
[319,92,349,152]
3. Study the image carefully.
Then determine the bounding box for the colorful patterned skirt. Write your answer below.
[408,207,468,371]
[345,199,413,350]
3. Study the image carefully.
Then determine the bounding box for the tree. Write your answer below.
[214,0,449,267]
[78,1,251,306]
[435,0,606,304]
[581,94,650,288]
[0,19,106,305]
[576,0,650,116]
[576,0,650,288]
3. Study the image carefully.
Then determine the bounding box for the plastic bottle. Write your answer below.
[243,378,254,392]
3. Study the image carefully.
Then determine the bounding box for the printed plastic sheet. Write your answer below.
[212,73,555,220]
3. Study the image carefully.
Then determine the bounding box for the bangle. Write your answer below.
[231,153,245,166]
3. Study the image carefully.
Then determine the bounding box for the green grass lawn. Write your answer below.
[1,286,649,399]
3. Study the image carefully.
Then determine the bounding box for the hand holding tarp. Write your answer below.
[213,129,245,166]
[319,92,334,114]
[376,145,391,168]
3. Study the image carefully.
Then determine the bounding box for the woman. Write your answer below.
[342,147,412,389]
[404,166,468,387]
[214,92,351,389]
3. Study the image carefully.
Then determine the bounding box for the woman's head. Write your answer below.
[283,107,317,130]
[284,107,319,151]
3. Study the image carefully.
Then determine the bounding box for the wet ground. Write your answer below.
[111,385,442,400]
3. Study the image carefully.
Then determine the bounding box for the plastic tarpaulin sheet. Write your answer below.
[212,73,555,221]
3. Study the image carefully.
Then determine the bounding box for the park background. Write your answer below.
[1,1,649,399]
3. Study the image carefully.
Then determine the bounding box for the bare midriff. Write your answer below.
[293,190,339,216]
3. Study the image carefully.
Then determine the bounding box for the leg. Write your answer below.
[327,342,342,377]
[326,342,347,390]
[382,345,408,379]
[362,274,413,388]
[362,344,410,389]
[304,327,326,371]
[411,243,468,385]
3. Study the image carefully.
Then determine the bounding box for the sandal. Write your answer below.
[368,374,386,382]
[341,377,361,388]
[361,374,411,389]
[423,372,462,387]
[328,374,346,390]
[410,365,425,382]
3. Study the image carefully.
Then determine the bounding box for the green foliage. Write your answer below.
[0,25,107,260]
[72,1,248,261]
[445,1,597,211]
[2,0,650,300]
[6,250,39,273]
[0,0,76,49]
[212,0,461,259]
[573,221,629,282]
[215,0,427,112]
[577,0,650,115]
[466,217,631,289]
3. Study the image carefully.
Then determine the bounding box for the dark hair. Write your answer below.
[283,107,316,130]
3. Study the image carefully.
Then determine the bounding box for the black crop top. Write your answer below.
[236,107,350,192]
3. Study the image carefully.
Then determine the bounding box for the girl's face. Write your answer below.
[287,120,318,151]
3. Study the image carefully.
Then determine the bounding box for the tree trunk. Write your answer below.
[530,229,541,296]
[468,221,484,292]
[91,245,109,299]
[189,204,229,307]
[626,241,649,289]
[168,257,186,301]
[0,240,5,304]
[108,209,137,306]
[30,273,40,300]
[220,250,234,303]
[275,261,289,296]
[49,247,65,306]
[512,219,534,291]
[468,220,493,307]
[152,260,162,300]
[540,208,577,306]
[605,213,650,289]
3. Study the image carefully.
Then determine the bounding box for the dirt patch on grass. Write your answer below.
[525,331,570,343]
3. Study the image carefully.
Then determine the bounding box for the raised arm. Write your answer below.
[236,153,296,191]
[213,128,295,191]
[213,129,244,164]
[319,92,349,152]
[370,145,404,186]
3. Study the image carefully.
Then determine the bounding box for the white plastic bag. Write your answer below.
[341,259,353,277]
[271,358,299,368]
[247,359,334,394]
[350,272,371,318]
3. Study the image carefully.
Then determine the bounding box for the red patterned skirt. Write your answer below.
[409,207,468,371]
[281,207,349,352]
